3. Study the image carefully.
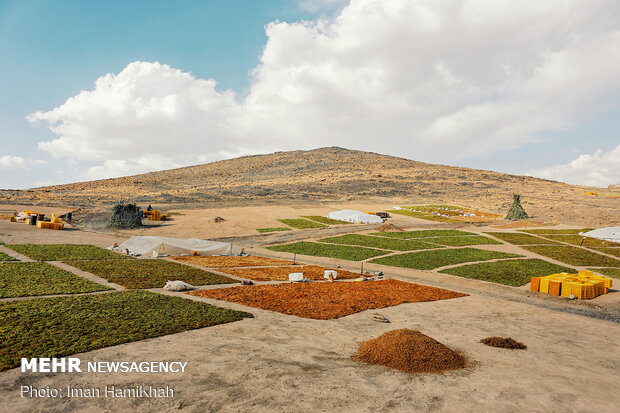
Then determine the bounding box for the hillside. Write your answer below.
[1,147,618,225]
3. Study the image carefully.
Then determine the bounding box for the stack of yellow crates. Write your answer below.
[531,271,612,299]
[36,213,64,230]
[142,210,164,221]
[37,221,64,230]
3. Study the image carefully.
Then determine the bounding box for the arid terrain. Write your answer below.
[0,147,619,412]
[1,147,618,227]
[1,218,619,412]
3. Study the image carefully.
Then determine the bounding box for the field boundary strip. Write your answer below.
[0,245,32,262]
[51,261,126,291]
[0,289,116,303]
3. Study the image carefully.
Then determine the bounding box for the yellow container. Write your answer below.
[36,221,64,230]
[560,282,574,297]
[570,283,584,299]
[548,281,562,296]
[539,278,551,294]
[591,281,605,298]
[596,277,613,289]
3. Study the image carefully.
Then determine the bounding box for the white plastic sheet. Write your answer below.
[580,227,620,243]
[116,236,232,257]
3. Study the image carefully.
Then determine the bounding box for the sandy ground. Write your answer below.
[1,207,619,412]
[0,200,612,240]
[1,292,619,412]
[0,219,124,247]
[105,202,430,239]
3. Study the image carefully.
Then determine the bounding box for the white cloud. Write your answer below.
[82,155,182,181]
[28,159,47,166]
[0,155,27,170]
[0,156,45,171]
[29,0,620,183]
[526,145,620,188]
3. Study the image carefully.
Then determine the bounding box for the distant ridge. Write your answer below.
[1,147,617,226]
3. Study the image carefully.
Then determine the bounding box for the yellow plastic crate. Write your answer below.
[560,282,575,297]
[571,283,585,299]
[592,281,606,297]
[548,280,562,296]
[594,277,612,289]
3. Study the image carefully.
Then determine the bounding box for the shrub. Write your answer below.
[0,291,252,371]
[440,259,575,286]
[506,193,528,220]
[522,246,620,267]
[268,241,389,261]
[370,248,522,270]
[109,201,142,229]
[318,234,438,251]
[256,227,292,233]
[300,216,352,225]
[277,218,327,229]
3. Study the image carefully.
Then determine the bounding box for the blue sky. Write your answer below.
[1,0,619,189]
[1,0,319,161]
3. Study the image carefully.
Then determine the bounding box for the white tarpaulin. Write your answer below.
[327,209,383,224]
[580,227,620,243]
[116,236,232,256]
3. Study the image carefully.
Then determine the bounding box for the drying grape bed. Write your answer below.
[189,279,467,320]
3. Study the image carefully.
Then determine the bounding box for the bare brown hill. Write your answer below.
[1,147,618,225]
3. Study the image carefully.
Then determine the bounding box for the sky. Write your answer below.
[1,0,619,189]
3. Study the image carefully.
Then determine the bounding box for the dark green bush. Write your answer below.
[109,202,142,229]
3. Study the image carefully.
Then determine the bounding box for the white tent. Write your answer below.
[580,227,620,243]
[116,236,232,257]
[327,209,383,224]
